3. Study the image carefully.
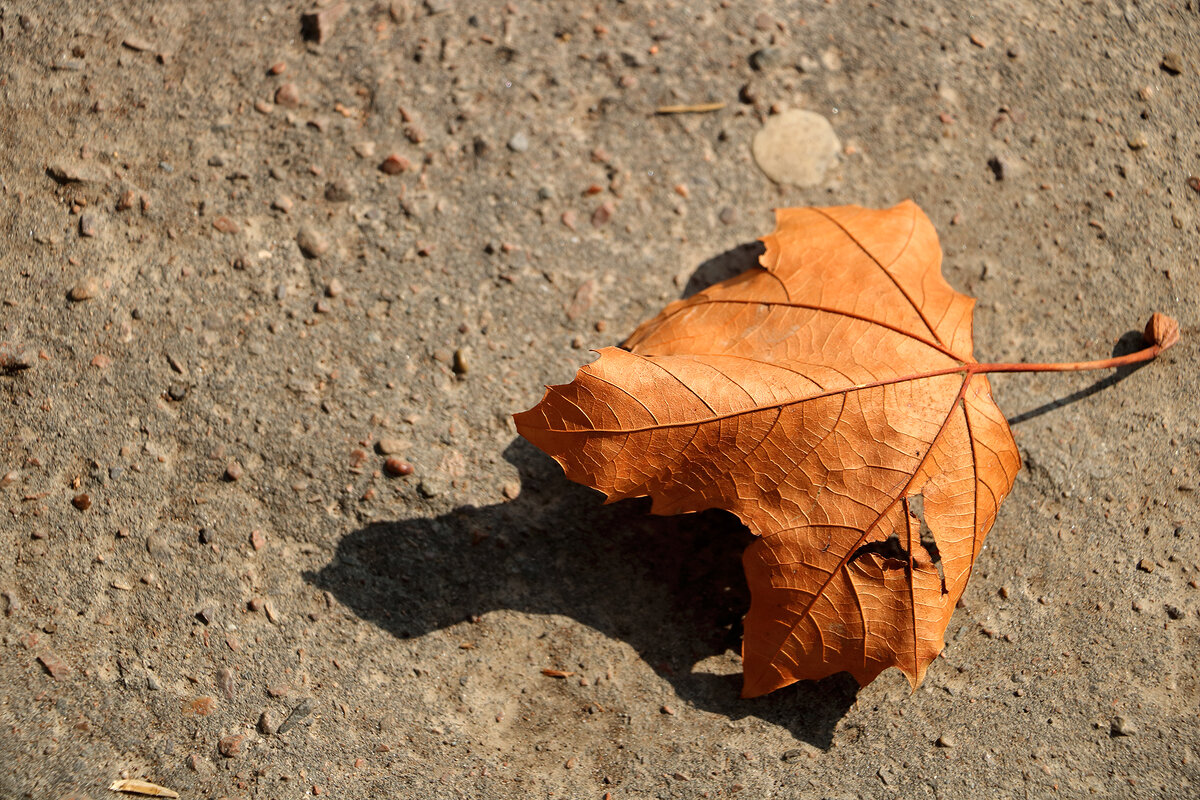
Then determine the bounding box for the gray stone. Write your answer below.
[277,697,316,733]
[507,132,530,153]
[751,110,840,187]
[1111,716,1138,736]
[749,47,783,71]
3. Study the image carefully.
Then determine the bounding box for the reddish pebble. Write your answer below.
[274,83,300,109]
[38,652,70,679]
[71,493,91,511]
[250,529,266,551]
[380,154,411,174]
[384,457,413,477]
[592,201,615,227]
[218,732,247,758]
[268,61,287,75]
[213,216,239,234]
[225,461,244,481]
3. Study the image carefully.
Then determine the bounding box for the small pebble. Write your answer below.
[79,213,98,238]
[216,667,235,699]
[1161,52,1184,75]
[404,123,427,144]
[71,493,91,511]
[935,734,956,748]
[271,196,294,213]
[250,529,266,551]
[380,154,411,174]
[268,61,287,75]
[592,201,615,227]
[452,348,469,375]
[217,732,247,758]
[259,709,280,735]
[718,207,737,225]
[301,5,344,43]
[1137,558,1155,573]
[376,438,405,455]
[212,216,239,234]
[384,457,413,477]
[197,605,217,625]
[987,155,1009,181]
[502,481,520,500]
[38,652,70,679]
[68,277,99,302]
[1111,716,1138,737]
[274,83,300,108]
[507,132,530,153]
[225,461,244,481]
[324,179,353,202]
[325,278,344,297]
[146,532,172,560]
[296,225,329,258]
[122,36,153,52]
[749,47,783,71]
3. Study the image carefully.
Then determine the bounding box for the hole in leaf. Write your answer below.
[850,534,909,570]
[907,494,947,594]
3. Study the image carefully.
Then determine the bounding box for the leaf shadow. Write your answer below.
[683,242,765,298]
[306,438,858,750]
[1007,330,1151,426]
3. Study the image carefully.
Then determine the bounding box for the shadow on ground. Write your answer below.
[307,437,858,749]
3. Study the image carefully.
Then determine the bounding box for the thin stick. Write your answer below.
[655,102,725,115]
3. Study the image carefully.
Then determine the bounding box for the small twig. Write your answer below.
[655,102,725,115]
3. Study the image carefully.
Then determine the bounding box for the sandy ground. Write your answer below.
[1,1,1198,798]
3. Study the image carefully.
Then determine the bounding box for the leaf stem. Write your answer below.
[971,342,1167,376]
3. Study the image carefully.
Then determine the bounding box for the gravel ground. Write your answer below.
[1,1,1198,798]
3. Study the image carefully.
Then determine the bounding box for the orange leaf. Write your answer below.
[515,201,1177,697]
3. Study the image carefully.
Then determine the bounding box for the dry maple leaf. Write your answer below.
[514,201,1178,697]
